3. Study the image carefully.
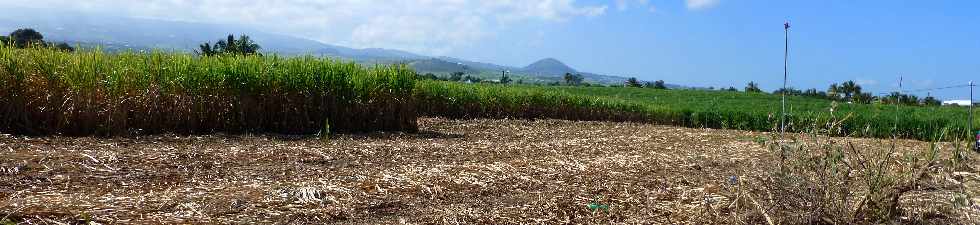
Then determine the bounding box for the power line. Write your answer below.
[873,84,972,96]
[900,84,972,94]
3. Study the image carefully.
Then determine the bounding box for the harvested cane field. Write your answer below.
[2,117,978,224]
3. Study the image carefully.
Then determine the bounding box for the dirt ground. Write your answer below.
[1,118,978,224]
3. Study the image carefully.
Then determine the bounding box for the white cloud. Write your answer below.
[614,0,651,11]
[0,0,724,54]
[855,78,878,86]
[616,0,630,11]
[0,0,608,55]
[620,0,716,12]
[685,0,721,10]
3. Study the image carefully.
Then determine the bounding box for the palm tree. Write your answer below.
[499,71,512,84]
[745,81,762,93]
[886,92,902,104]
[196,42,217,56]
[923,96,941,106]
[198,34,262,56]
[840,80,861,100]
[235,35,261,55]
[828,83,841,100]
[215,34,238,54]
[563,73,583,86]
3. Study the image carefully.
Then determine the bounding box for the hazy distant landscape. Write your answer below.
[0,8,643,86]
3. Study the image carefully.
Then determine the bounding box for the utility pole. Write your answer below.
[894,76,902,133]
[970,81,975,140]
[781,20,790,134]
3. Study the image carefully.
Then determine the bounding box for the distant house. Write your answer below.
[942,100,974,106]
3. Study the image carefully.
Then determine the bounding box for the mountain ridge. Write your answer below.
[520,58,577,77]
[0,8,657,85]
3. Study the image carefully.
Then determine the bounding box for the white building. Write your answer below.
[942,100,974,106]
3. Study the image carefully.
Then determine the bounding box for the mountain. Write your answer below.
[344,48,424,60]
[436,56,513,72]
[520,58,577,77]
[409,58,478,74]
[415,57,632,84]
[0,7,669,86]
[518,58,635,84]
[0,8,323,53]
[0,7,423,61]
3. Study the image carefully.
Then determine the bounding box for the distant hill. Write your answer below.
[345,48,424,60]
[0,8,321,53]
[520,58,577,77]
[436,56,512,72]
[517,58,638,85]
[409,57,670,86]
[0,7,678,86]
[409,58,478,74]
[0,7,423,61]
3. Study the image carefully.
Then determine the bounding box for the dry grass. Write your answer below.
[1,118,977,224]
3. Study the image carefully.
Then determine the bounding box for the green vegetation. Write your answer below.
[563,72,584,86]
[1,42,971,140]
[0,44,416,135]
[499,71,512,84]
[415,81,977,140]
[0,27,972,140]
[197,34,261,56]
[8,28,45,48]
[644,80,667,89]
[745,81,762,93]
[415,80,648,122]
[780,80,943,106]
[625,77,642,87]
[3,28,74,51]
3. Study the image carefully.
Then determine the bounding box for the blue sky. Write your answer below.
[1,0,977,99]
[454,0,979,99]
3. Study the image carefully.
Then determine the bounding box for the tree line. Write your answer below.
[196,34,261,56]
[419,72,492,83]
[0,28,260,57]
[0,28,75,51]
[773,80,943,106]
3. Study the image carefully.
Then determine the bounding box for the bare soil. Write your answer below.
[1,118,978,224]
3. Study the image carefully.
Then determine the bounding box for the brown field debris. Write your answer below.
[1,118,978,224]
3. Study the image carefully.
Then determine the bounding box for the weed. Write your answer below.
[734,109,971,224]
